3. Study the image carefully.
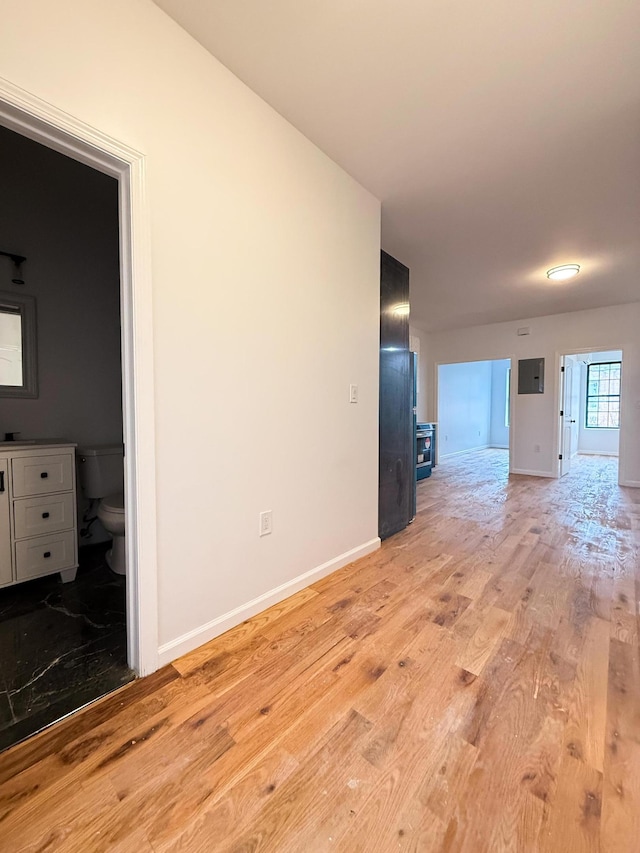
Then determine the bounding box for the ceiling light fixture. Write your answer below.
[546,263,580,281]
[0,249,26,285]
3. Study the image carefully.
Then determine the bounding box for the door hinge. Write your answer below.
[561,365,565,372]
[559,454,563,460]
[560,410,564,416]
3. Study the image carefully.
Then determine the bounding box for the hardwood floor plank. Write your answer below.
[539,751,603,853]
[456,605,512,676]
[562,616,610,774]
[600,639,640,853]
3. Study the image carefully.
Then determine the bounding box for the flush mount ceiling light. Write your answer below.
[546,263,580,281]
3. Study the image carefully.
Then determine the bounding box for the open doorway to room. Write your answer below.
[558,349,622,481]
[0,124,134,751]
[436,359,512,476]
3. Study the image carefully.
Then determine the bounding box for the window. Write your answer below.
[585,361,621,429]
[0,291,38,398]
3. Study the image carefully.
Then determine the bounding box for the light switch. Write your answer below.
[349,384,358,403]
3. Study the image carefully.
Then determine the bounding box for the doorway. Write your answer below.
[0,125,134,750]
[436,358,513,467]
[558,349,623,480]
[0,82,158,747]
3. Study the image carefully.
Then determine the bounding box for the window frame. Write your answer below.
[585,360,621,430]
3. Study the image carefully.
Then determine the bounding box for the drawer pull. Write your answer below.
[40,472,49,479]
[42,511,50,519]
[43,551,51,559]
[0,471,4,493]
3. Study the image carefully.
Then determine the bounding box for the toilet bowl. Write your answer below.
[78,445,126,577]
[97,492,126,575]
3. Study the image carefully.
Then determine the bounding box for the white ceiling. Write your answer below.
[153,0,640,331]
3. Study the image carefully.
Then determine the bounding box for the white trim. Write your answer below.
[157,537,381,666]
[489,444,509,450]
[0,78,159,676]
[439,444,490,459]
[577,450,619,458]
[619,480,640,489]
[510,468,555,478]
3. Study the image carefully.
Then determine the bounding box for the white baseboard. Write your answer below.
[440,444,489,459]
[510,468,556,478]
[489,444,509,450]
[157,537,381,666]
[577,451,619,457]
[619,480,640,488]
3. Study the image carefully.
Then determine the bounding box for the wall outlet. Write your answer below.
[534,444,541,453]
[259,510,272,537]
[349,384,358,403]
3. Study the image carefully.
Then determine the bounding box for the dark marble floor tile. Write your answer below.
[0,544,134,753]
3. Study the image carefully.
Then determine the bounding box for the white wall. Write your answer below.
[489,359,511,448]
[577,350,622,455]
[0,0,381,660]
[0,126,122,448]
[425,303,640,486]
[438,361,492,456]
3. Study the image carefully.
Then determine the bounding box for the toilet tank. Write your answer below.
[77,445,124,499]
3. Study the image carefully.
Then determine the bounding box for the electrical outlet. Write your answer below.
[349,384,358,403]
[259,510,272,537]
[534,444,541,453]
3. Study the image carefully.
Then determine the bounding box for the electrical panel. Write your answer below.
[518,358,545,394]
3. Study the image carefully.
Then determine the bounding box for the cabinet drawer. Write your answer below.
[15,531,77,581]
[12,454,74,497]
[13,493,75,539]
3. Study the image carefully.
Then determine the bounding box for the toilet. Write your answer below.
[77,445,126,575]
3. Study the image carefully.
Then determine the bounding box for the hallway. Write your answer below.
[0,450,638,851]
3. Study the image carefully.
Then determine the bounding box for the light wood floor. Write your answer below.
[1,450,638,852]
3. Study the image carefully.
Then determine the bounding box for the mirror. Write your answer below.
[0,291,37,398]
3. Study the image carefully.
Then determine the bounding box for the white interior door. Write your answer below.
[559,356,578,477]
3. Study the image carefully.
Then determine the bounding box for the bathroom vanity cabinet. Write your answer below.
[0,442,78,588]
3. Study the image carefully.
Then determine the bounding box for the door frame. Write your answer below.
[0,78,159,675]
[554,346,624,485]
[434,355,516,473]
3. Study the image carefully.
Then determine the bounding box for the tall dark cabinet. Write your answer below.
[379,251,413,540]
